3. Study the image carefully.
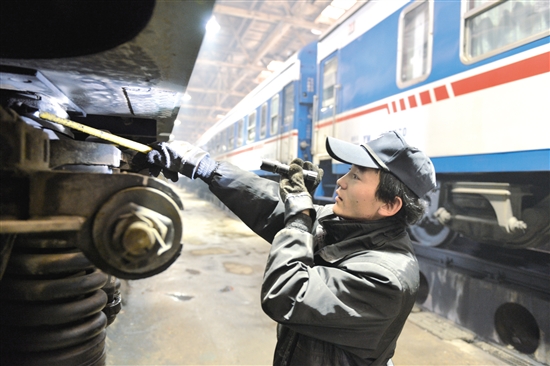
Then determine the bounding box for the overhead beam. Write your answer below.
[180,104,232,113]
[186,87,247,98]
[176,117,219,127]
[214,4,328,31]
[196,58,265,72]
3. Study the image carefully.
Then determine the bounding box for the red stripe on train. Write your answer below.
[225,131,297,158]
[316,104,390,128]
[315,52,549,128]
[452,52,550,96]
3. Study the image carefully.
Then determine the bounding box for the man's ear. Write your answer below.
[378,196,403,217]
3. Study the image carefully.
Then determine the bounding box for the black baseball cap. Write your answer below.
[326,131,436,198]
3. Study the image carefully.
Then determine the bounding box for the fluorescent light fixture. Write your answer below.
[321,6,345,20]
[206,16,220,34]
[254,70,273,84]
[267,60,284,72]
[331,0,356,11]
[315,0,357,24]
[311,29,322,35]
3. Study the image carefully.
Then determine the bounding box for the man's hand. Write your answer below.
[279,159,323,201]
[301,159,324,196]
[279,160,309,202]
[132,141,216,182]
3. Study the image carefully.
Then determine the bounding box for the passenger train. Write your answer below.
[196,2,550,362]
[197,0,550,251]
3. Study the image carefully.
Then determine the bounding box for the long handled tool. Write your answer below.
[39,112,321,182]
[39,112,153,153]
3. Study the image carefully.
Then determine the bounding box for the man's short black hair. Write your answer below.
[374,169,426,226]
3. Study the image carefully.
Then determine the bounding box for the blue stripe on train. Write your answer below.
[432,149,550,173]
[330,149,550,175]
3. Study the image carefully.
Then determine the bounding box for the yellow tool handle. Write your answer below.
[39,112,153,153]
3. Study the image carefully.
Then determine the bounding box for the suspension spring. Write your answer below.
[0,232,110,366]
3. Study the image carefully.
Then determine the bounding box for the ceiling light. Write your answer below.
[331,0,357,11]
[254,70,273,84]
[315,0,356,24]
[182,93,191,102]
[267,60,284,72]
[311,29,322,35]
[321,5,346,21]
[206,16,220,34]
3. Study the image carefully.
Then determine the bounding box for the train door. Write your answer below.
[313,54,339,161]
[277,83,295,163]
[246,110,256,145]
[312,54,340,202]
[236,118,244,148]
[270,94,280,160]
[259,102,267,141]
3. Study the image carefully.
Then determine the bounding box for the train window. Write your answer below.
[221,127,229,152]
[247,111,256,143]
[228,124,235,150]
[216,131,221,153]
[321,57,338,108]
[463,0,550,63]
[283,84,294,127]
[260,103,267,138]
[237,118,244,147]
[397,0,433,88]
[270,94,279,135]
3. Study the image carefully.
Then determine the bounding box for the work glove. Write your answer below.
[301,159,324,197]
[279,158,320,227]
[132,141,217,182]
[279,158,324,198]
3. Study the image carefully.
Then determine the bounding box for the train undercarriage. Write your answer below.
[0,102,186,365]
[0,1,215,364]
[409,175,550,364]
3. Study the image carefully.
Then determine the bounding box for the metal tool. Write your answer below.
[39,112,153,153]
[260,159,318,182]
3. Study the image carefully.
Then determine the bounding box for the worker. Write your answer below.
[132,131,436,366]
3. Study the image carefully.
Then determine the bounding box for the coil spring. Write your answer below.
[0,233,109,366]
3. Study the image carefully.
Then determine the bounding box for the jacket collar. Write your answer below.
[315,211,406,263]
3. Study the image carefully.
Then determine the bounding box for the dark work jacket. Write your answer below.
[206,162,419,366]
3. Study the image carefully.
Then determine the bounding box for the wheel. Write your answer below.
[408,184,456,247]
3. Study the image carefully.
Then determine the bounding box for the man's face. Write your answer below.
[333,165,385,221]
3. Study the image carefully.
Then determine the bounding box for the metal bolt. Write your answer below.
[121,220,157,256]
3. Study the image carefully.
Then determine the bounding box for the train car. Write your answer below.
[0,1,215,365]
[196,41,317,174]
[196,1,550,363]
[312,2,549,363]
[313,0,549,249]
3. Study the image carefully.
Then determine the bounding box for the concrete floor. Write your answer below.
[105,186,530,366]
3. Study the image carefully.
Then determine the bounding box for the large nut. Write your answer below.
[121,221,157,255]
[91,187,183,279]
